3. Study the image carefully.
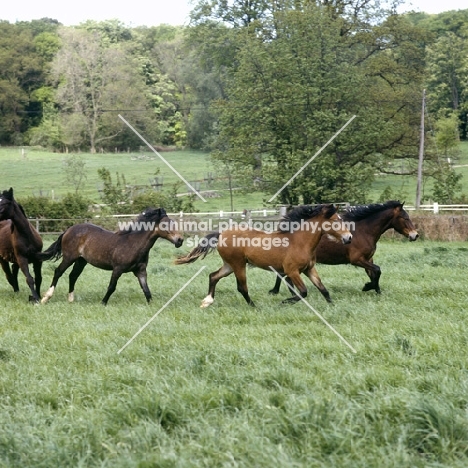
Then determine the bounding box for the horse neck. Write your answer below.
[292,227,323,252]
[127,228,160,249]
[354,210,395,242]
[9,203,36,238]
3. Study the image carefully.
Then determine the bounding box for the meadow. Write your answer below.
[1,237,468,467]
[1,141,468,213]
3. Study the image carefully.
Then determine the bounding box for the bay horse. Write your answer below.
[38,208,183,305]
[269,200,418,296]
[0,188,43,302]
[175,204,352,307]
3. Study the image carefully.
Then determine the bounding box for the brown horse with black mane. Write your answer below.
[0,188,43,302]
[38,208,183,305]
[269,200,418,296]
[175,204,352,307]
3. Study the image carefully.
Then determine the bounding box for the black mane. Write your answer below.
[118,207,167,235]
[344,200,402,222]
[279,204,336,232]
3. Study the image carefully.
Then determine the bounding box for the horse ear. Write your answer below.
[322,203,336,218]
[6,188,14,199]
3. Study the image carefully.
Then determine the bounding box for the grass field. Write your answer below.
[1,237,468,467]
[1,142,468,213]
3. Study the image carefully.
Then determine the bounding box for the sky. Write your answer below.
[0,0,466,28]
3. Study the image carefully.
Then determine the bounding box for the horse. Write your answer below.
[175,204,353,307]
[0,188,43,302]
[269,200,419,296]
[38,207,183,305]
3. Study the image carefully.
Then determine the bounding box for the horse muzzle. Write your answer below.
[408,231,419,241]
[174,237,184,248]
[342,233,353,244]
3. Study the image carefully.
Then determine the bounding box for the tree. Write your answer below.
[0,21,55,144]
[63,155,87,194]
[207,5,427,204]
[51,27,152,152]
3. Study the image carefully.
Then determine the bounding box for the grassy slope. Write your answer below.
[1,239,468,467]
[1,142,467,213]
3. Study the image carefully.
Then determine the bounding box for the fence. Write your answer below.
[28,204,468,237]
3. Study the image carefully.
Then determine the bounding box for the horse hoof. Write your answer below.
[29,295,39,304]
[362,283,374,292]
[281,298,298,305]
[200,295,214,308]
[268,289,279,295]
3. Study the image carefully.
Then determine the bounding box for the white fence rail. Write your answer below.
[28,204,468,234]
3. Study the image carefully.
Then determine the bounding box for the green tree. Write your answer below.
[63,155,88,194]
[208,5,426,204]
[0,21,55,144]
[51,26,152,152]
[431,163,463,203]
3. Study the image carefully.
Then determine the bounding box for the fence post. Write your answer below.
[35,218,40,233]
[433,202,439,214]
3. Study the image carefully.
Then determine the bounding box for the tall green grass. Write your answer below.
[1,239,467,466]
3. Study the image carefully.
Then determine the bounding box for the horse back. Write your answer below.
[62,223,136,270]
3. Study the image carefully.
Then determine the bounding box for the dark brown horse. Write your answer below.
[39,208,183,305]
[0,188,43,302]
[269,200,418,296]
[176,204,352,307]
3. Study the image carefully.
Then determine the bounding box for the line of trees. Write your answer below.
[1,3,468,203]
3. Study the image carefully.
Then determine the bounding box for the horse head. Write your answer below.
[143,207,184,248]
[321,204,353,245]
[391,201,419,241]
[0,188,15,220]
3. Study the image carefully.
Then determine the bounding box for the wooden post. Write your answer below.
[416,89,425,209]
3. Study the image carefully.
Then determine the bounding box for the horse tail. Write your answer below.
[174,232,220,265]
[36,233,65,262]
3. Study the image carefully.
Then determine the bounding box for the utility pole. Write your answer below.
[415,89,425,209]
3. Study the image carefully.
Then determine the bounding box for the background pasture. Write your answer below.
[1,142,468,212]
[1,238,468,466]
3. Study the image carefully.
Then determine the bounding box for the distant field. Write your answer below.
[1,142,467,212]
[1,239,468,466]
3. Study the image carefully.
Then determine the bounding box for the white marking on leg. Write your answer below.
[41,286,55,304]
[68,292,74,303]
[200,294,214,308]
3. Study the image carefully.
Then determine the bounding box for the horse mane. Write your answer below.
[344,200,402,222]
[118,207,168,235]
[278,204,337,232]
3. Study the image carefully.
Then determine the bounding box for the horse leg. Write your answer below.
[307,266,332,303]
[269,275,283,295]
[200,262,233,308]
[32,260,42,297]
[68,258,88,303]
[281,272,307,305]
[12,262,19,292]
[41,257,76,304]
[133,267,152,303]
[268,274,295,296]
[234,265,255,307]
[0,259,19,292]
[356,258,381,293]
[101,269,124,305]
[16,257,40,303]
